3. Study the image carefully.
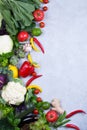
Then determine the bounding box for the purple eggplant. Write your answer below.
[0,74,8,89]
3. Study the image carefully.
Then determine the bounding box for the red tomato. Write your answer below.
[46,110,58,122]
[17,31,29,42]
[36,97,42,102]
[39,22,45,28]
[33,9,44,21]
[43,0,49,4]
[33,109,39,114]
[43,6,48,11]
[34,89,40,94]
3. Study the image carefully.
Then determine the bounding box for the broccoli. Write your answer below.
[9,55,19,66]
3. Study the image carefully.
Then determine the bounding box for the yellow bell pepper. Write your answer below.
[9,65,18,78]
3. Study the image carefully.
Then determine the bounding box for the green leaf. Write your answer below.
[58,111,66,122]
[0,102,13,119]
[0,118,14,130]
[25,89,34,103]
[14,127,20,130]
[13,78,23,85]
[56,119,70,127]
[24,22,36,32]
[0,97,6,105]
[13,118,21,126]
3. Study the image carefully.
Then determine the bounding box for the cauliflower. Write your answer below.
[1,81,26,105]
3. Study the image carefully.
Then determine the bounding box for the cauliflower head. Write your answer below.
[1,81,26,105]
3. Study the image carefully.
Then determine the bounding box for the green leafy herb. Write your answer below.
[29,116,51,130]
[0,101,13,119]
[0,52,13,67]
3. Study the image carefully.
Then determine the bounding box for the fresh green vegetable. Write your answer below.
[9,46,25,66]
[0,0,40,36]
[9,55,19,66]
[0,111,20,130]
[0,13,3,27]
[0,52,13,67]
[0,99,13,119]
[16,46,25,58]
[0,35,13,55]
[29,116,51,130]
[42,101,50,110]
[31,28,42,36]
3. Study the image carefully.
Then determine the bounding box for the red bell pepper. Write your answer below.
[19,61,35,78]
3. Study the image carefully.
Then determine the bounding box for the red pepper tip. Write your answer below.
[65,123,80,130]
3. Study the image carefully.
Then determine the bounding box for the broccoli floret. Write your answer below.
[18,50,25,58]
[1,59,8,67]
[9,55,19,66]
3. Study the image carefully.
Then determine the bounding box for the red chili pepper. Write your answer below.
[65,124,80,130]
[33,37,45,53]
[66,110,86,118]
[26,75,42,86]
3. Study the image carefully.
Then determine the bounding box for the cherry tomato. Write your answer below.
[32,72,37,77]
[46,110,58,122]
[43,6,48,11]
[33,109,39,114]
[39,22,45,28]
[36,97,42,102]
[34,89,40,94]
[17,31,29,42]
[33,9,44,21]
[43,0,49,4]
